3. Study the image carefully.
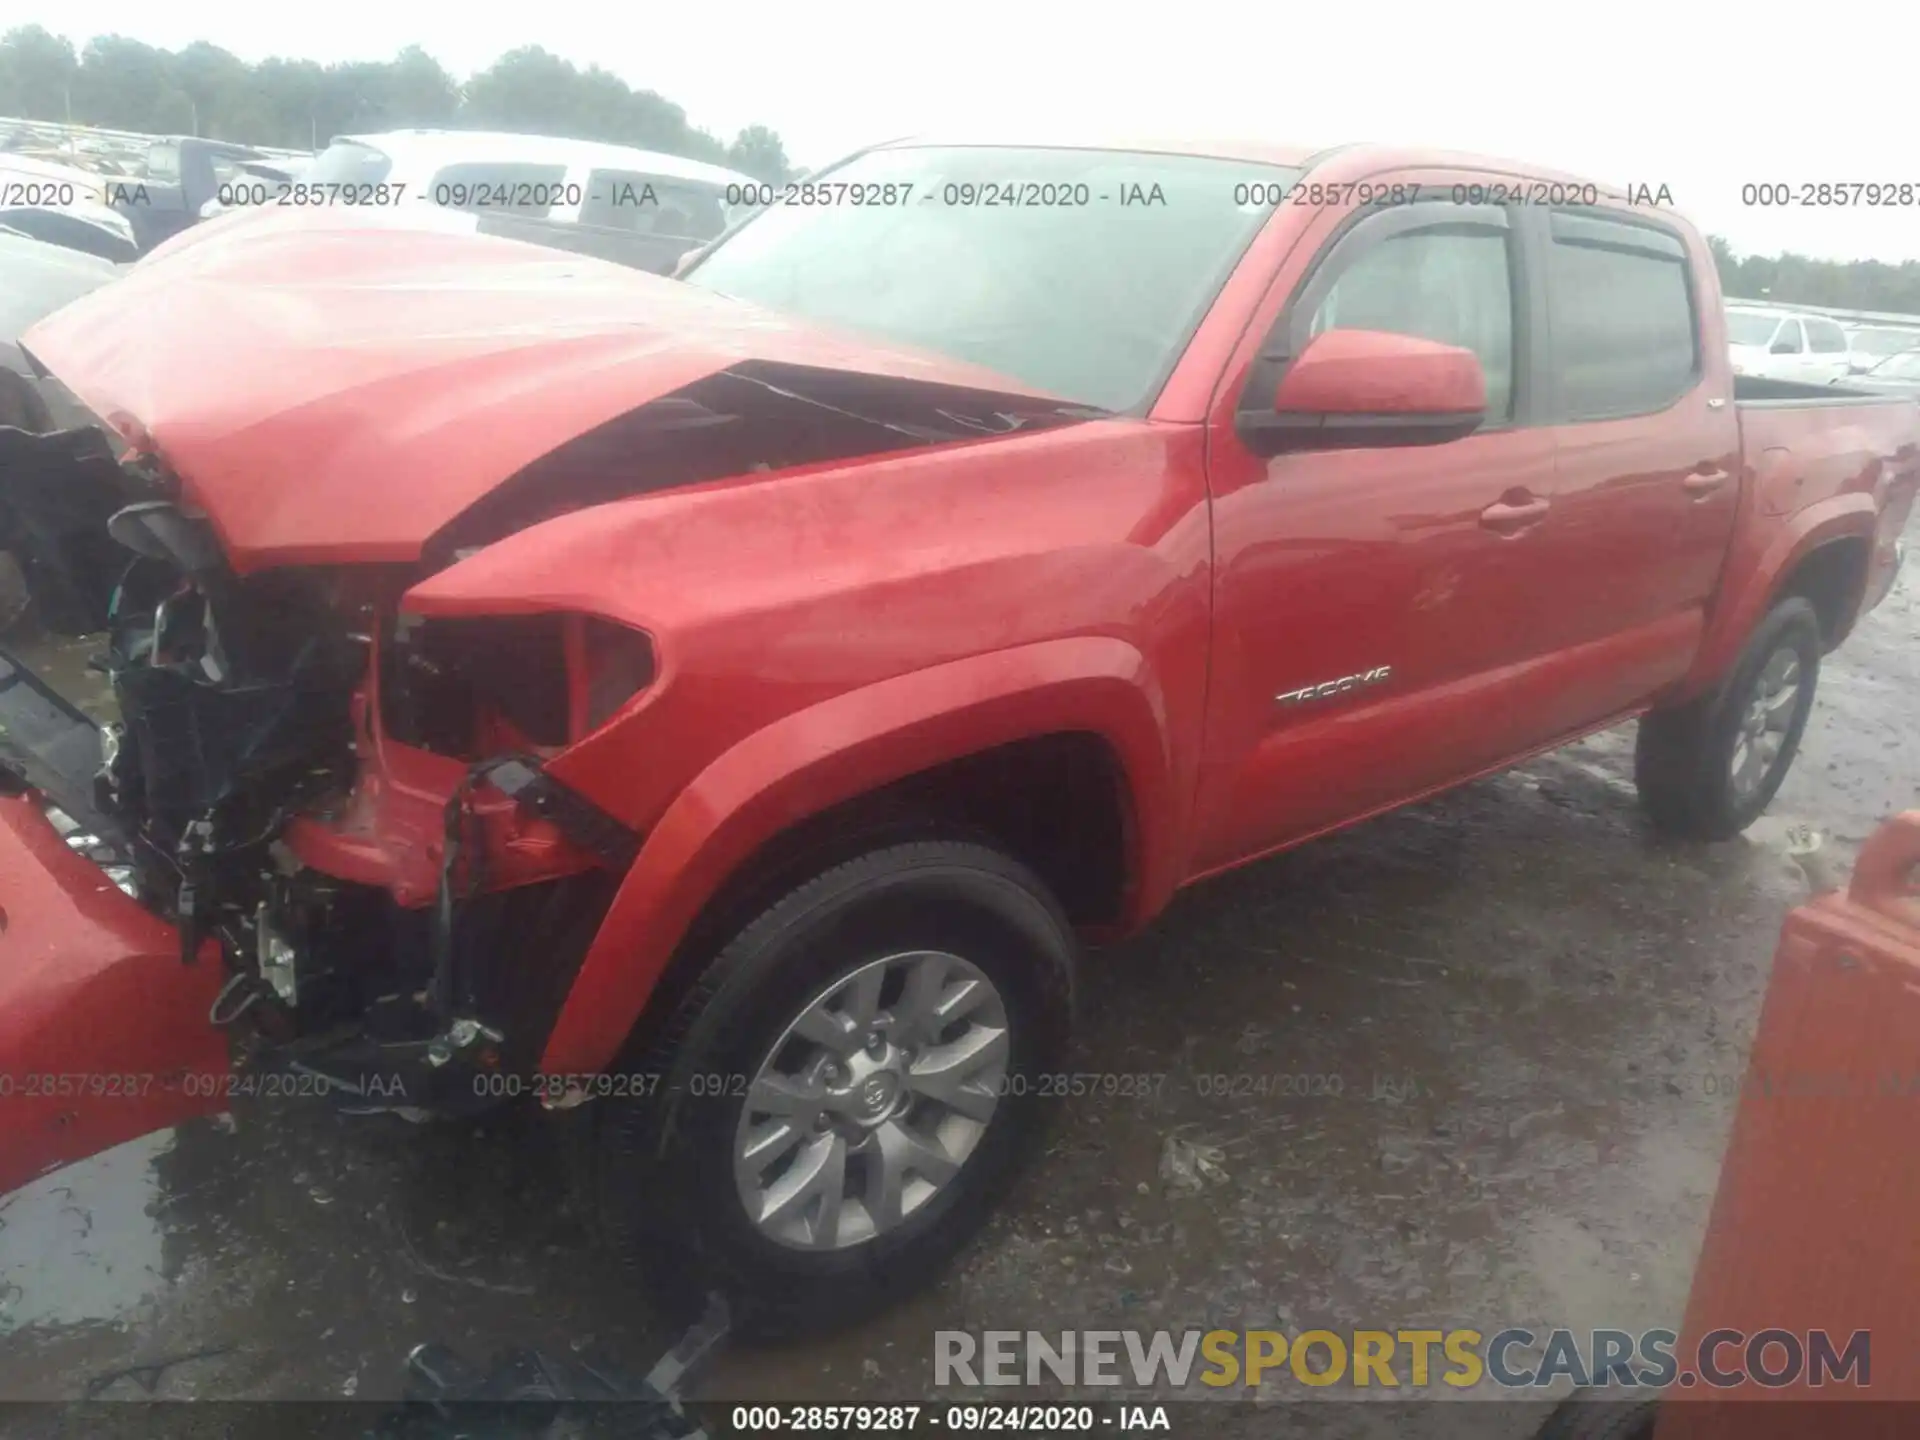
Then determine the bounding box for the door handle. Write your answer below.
[1480,496,1551,533]
[1683,468,1731,497]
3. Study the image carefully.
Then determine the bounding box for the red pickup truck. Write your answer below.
[1,140,1914,1335]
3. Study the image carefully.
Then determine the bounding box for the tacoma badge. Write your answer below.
[1275,665,1393,707]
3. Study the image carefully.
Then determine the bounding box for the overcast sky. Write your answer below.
[28,0,1920,262]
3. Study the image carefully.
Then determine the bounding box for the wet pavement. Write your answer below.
[0,552,1914,1437]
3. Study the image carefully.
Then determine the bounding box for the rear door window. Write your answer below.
[426,162,569,217]
[1545,212,1698,420]
[1808,320,1849,354]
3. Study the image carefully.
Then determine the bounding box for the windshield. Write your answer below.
[304,140,396,187]
[1725,310,1782,346]
[686,145,1299,411]
[1852,328,1920,357]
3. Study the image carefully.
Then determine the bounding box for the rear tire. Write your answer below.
[1635,596,1822,840]
[596,839,1076,1339]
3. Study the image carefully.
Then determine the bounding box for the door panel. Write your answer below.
[1193,425,1556,870]
[1530,208,1741,722]
[1774,319,1811,380]
[1192,193,1560,873]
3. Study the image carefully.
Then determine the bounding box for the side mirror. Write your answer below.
[1237,329,1487,456]
[1770,338,1798,355]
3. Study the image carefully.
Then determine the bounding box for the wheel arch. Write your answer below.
[1677,496,1877,703]
[538,636,1179,1078]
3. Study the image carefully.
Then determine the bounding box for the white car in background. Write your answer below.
[1725,305,1853,383]
[203,129,757,274]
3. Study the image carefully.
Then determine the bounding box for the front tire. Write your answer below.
[1634,596,1822,840]
[596,839,1076,1338]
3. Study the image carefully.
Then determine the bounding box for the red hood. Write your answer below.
[21,206,1053,572]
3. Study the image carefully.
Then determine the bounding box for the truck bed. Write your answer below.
[1734,374,1911,405]
[1732,381,1920,613]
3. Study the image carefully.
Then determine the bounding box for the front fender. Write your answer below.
[1675,495,1877,702]
[537,636,1179,1078]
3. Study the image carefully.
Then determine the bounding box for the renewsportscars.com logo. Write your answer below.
[935,1327,1871,1390]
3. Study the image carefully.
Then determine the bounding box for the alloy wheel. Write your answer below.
[731,949,1009,1250]
[1729,645,1803,802]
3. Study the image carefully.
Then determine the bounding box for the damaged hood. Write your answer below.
[20,205,1066,572]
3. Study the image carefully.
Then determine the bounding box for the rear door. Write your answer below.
[1523,207,1740,723]
[1193,191,1560,871]
[1805,317,1852,382]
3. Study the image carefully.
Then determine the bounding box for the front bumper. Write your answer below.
[0,643,231,1195]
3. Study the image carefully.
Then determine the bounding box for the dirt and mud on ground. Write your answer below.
[0,552,1913,1439]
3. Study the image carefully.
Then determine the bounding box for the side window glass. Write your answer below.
[1308,224,1515,421]
[1773,320,1804,354]
[427,162,569,217]
[1809,322,1847,354]
[145,143,181,184]
[1545,215,1697,419]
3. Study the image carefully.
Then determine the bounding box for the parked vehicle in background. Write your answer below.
[1725,305,1853,382]
[1844,324,1920,374]
[0,231,123,632]
[115,136,285,253]
[1834,348,1920,396]
[0,153,138,262]
[3,141,1915,1337]
[202,129,756,275]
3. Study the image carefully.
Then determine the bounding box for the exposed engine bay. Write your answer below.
[0,423,649,1116]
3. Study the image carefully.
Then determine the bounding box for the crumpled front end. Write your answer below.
[0,426,644,1190]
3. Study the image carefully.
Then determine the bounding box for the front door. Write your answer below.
[1191,194,1559,873]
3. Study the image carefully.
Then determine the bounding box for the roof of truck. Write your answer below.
[858,137,1656,205]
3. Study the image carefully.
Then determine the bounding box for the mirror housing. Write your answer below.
[1770,337,1798,355]
[1237,329,1488,456]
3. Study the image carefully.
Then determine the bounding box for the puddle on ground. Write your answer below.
[0,1129,175,1334]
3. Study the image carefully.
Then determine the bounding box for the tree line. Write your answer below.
[0,27,793,182]
[1707,236,1920,316]
[6,27,1920,314]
